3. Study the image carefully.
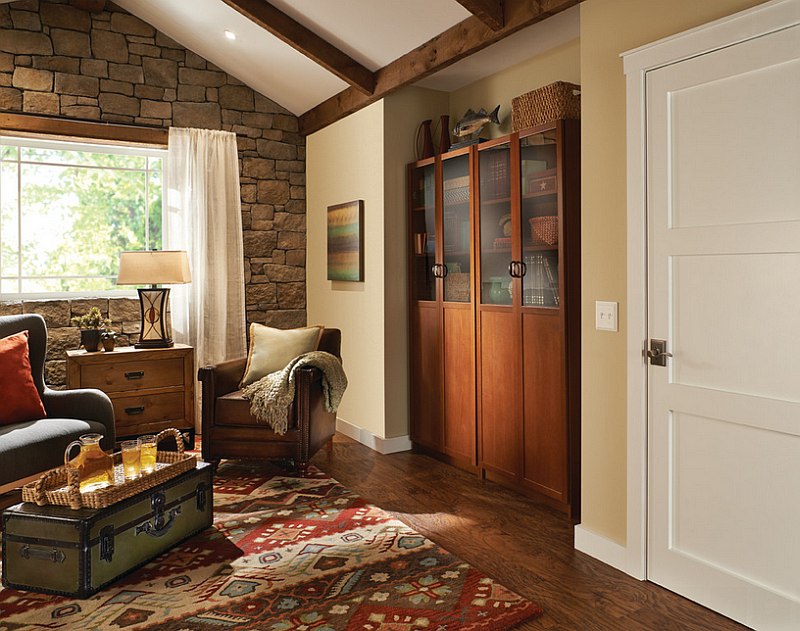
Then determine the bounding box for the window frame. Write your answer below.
[0,133,168,300]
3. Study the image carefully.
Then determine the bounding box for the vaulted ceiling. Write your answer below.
[6,0,582,134]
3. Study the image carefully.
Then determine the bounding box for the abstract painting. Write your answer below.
[327,200,364,281]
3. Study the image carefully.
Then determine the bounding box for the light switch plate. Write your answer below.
[595,301,618,331]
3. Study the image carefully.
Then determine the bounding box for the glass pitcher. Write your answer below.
[64,433,115,492]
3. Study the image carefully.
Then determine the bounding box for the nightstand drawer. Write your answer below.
[112,392,185,430]
[81,358,184,392]
[66,344,195,446]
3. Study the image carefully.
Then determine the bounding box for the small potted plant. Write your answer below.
[71,307,111,353]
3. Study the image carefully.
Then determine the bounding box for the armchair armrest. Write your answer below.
[198,357,247,398]
[41,387,115,451]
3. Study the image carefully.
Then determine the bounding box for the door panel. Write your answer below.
[478,309,519,477]
[672,253,800,401]
[666,410,800,600]
[647,20,800,630]
[410,303,441,450]
[443,305,475,463]
[521,313,565,499]
[669,57,800,229]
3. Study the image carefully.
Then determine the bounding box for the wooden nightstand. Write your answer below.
[66,344,195,447]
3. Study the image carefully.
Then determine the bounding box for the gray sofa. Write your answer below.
[0,313,115,492]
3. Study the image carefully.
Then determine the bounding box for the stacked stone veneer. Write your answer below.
[0,0,307,387]
[0,297,140,388]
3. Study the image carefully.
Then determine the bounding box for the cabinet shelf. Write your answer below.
[522,190,557,201]
[524,244,558,252]
[482,244,558,254]
[480,196,511,206]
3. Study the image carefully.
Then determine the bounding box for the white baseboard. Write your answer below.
[574,525,644,579]
[335,418,412,455]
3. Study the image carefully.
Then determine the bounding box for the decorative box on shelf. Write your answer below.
[526,173,557,196]
[443,175,470,205]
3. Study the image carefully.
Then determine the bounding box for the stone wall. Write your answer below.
[0,297,140,388]
[0,0,307,387]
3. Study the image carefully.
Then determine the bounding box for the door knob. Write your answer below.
[647,339,673,367]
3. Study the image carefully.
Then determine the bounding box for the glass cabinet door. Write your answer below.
[478,142,512,306]
[520,130,559,308]
[410,163,436,302]
[442,154,471,303]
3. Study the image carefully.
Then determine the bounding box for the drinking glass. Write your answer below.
[120,440,141,481]
[139,435,158,474]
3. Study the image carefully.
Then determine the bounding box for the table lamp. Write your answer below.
[117,250,192,348]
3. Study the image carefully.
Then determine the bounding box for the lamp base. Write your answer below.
[134,338,175,349]
[135,287,174,349]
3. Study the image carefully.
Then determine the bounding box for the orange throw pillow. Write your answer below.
[0,331,46,425]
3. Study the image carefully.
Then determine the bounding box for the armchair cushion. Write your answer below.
[0,331,46,425]
[240,323,322,387]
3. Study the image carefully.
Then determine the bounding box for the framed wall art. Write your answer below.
[327,200,364,282]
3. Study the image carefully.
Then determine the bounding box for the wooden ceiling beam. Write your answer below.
[299,0,581,135]
[220,0,375,95]
[70,0,107,12]
[455,0,504,31]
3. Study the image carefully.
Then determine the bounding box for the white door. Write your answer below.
[647,18,800,631]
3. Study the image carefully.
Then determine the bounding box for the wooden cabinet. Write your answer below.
[408,119,580,518]
[66,344,195,447]
[408,148,477,469]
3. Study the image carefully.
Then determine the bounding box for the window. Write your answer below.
[0,136,166,297]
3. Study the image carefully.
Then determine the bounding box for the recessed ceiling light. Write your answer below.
[224,30,237,40]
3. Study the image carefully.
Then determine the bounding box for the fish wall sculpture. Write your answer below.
[453,105,501,139]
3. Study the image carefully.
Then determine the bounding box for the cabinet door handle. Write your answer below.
[509,261,525,278]
[124,406,145,415]
[124,371,144,380]
[441,263,448,278]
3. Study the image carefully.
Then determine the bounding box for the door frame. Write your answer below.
[618,0,800,581]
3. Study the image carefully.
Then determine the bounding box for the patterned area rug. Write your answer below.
[0,461,542,630]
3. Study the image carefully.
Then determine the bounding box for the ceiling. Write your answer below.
[4,0,580,131]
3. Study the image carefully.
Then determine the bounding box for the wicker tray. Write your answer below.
[512,81,581,131]
[22,428,196,510]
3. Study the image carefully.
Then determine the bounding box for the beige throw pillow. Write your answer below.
[240,324,323,387]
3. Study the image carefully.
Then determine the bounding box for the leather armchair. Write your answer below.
[198,328,341,474]
[0,313,115,493]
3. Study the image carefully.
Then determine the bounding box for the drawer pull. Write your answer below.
[124,371,145,380]
[124,406,145,415]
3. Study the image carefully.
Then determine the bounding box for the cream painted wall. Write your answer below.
[449,39,580,139]
[579,0,768,544]
[383,87,450,438]
[306,88,448,441]
[307,101,387,438]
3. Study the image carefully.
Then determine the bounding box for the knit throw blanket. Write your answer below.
[240,351,347,435]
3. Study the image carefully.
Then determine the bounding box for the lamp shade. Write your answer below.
[117,250,191,286]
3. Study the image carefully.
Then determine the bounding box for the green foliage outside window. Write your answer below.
[0,140,164,295]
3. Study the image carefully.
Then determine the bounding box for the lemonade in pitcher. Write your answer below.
[64,433,115,492]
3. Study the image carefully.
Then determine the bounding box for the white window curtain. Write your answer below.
[165,128,246,403]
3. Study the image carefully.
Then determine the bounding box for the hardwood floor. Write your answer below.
[311,433,751,631]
